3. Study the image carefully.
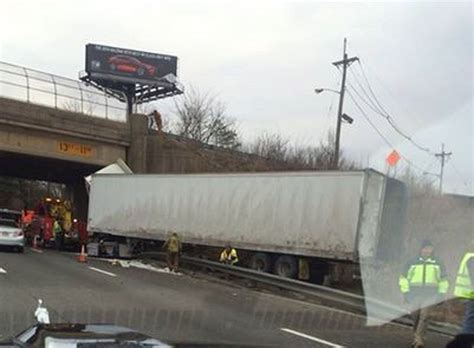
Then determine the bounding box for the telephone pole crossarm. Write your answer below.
[332,56,359,67]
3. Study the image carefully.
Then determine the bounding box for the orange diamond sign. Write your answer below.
[386,150,401,167]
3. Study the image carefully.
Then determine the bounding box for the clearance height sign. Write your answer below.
[57,141,94,158]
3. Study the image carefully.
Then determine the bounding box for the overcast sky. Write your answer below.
[1,0,472,194]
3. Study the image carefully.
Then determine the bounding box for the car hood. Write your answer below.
[2,324,269,347]
[4,324,168,347]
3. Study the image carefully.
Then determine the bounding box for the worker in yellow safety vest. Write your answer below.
[399,239,449,348]
[53,219,64,250]
[220,245,238,265]
[454,239,474,334]
[163,233,182,272]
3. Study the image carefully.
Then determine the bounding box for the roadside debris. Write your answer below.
[109,259,182,276]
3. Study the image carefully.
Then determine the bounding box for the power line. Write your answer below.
[348,68,385,115]
[448,161,472,191]
[344,42,460,182]
[422,157,439,175]
[346,82,392,120]
[350,61,433,154]
[348,80,432,155]
[356,61,393,119]
[339,64,422,153]
[347,71,409,137]
[346,89,436,175]
[346,41,428,133]
[346,90,392,147]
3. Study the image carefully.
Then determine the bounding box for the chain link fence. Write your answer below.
[0,61,127,122]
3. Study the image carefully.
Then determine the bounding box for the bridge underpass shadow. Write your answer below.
[0,150,101,221]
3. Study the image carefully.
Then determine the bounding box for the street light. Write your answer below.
[314,87,354,169]
[341,113,354,124]
[314,88,340,95]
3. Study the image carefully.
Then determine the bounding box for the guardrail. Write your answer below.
[0,61,127,122]
[183,255,367,312]
[139,252,458,337]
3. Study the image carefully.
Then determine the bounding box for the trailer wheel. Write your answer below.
[273,255,297,278]
[249,253,272,273]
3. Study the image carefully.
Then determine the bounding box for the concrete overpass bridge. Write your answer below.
[0,61,279,217]
[0,62,132,182]
[0,96,129,182]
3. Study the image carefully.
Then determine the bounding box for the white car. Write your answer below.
[0,218,24,252]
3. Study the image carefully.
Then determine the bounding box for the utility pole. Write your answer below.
[435,143,452,194]
[332,38,358,169]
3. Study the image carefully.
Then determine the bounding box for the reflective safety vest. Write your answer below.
[454,252,474,299]
[220,248,238,265]
[53,220,62,234]
[166,236,180,253]
[399,256,449,294]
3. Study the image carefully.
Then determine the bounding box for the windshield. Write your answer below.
[0,211,21,222]
[0,1,472,348]
[0,219,19,228]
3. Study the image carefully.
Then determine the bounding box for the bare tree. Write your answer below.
[396,168,438,196]
[247,131,356,170]
[0,177,66,210]
[248,133,289,162]
[173,88,241,149]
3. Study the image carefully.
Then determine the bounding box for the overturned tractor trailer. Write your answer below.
[87,169,407,283]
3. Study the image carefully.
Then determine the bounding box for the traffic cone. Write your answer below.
[77,244,87,263]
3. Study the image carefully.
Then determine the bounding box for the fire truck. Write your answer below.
[25,198,86,249]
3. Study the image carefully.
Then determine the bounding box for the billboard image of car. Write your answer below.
[108,55,157,77]
[85,44,178,86]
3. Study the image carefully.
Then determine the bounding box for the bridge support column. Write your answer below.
[127,114,148,173]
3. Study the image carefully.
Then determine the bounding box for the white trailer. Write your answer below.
[87,169,406,281]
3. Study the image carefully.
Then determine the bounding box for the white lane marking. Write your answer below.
[0,267,6,274]
[88,266,117,277]
[30,248,43,253]
[281,328,345,348]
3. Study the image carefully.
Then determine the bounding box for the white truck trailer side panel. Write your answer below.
[88,171,381,260]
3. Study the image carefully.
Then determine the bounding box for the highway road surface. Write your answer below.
[0,247,452,347]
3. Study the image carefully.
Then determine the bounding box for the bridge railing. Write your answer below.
[0,61,127,122]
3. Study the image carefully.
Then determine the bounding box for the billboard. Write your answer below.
[85,44,178,85]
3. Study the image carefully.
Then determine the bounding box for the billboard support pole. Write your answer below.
[124,85,135,120]
[126,94,134,118]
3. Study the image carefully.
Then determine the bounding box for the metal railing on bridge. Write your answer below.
[0,61,127,122]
